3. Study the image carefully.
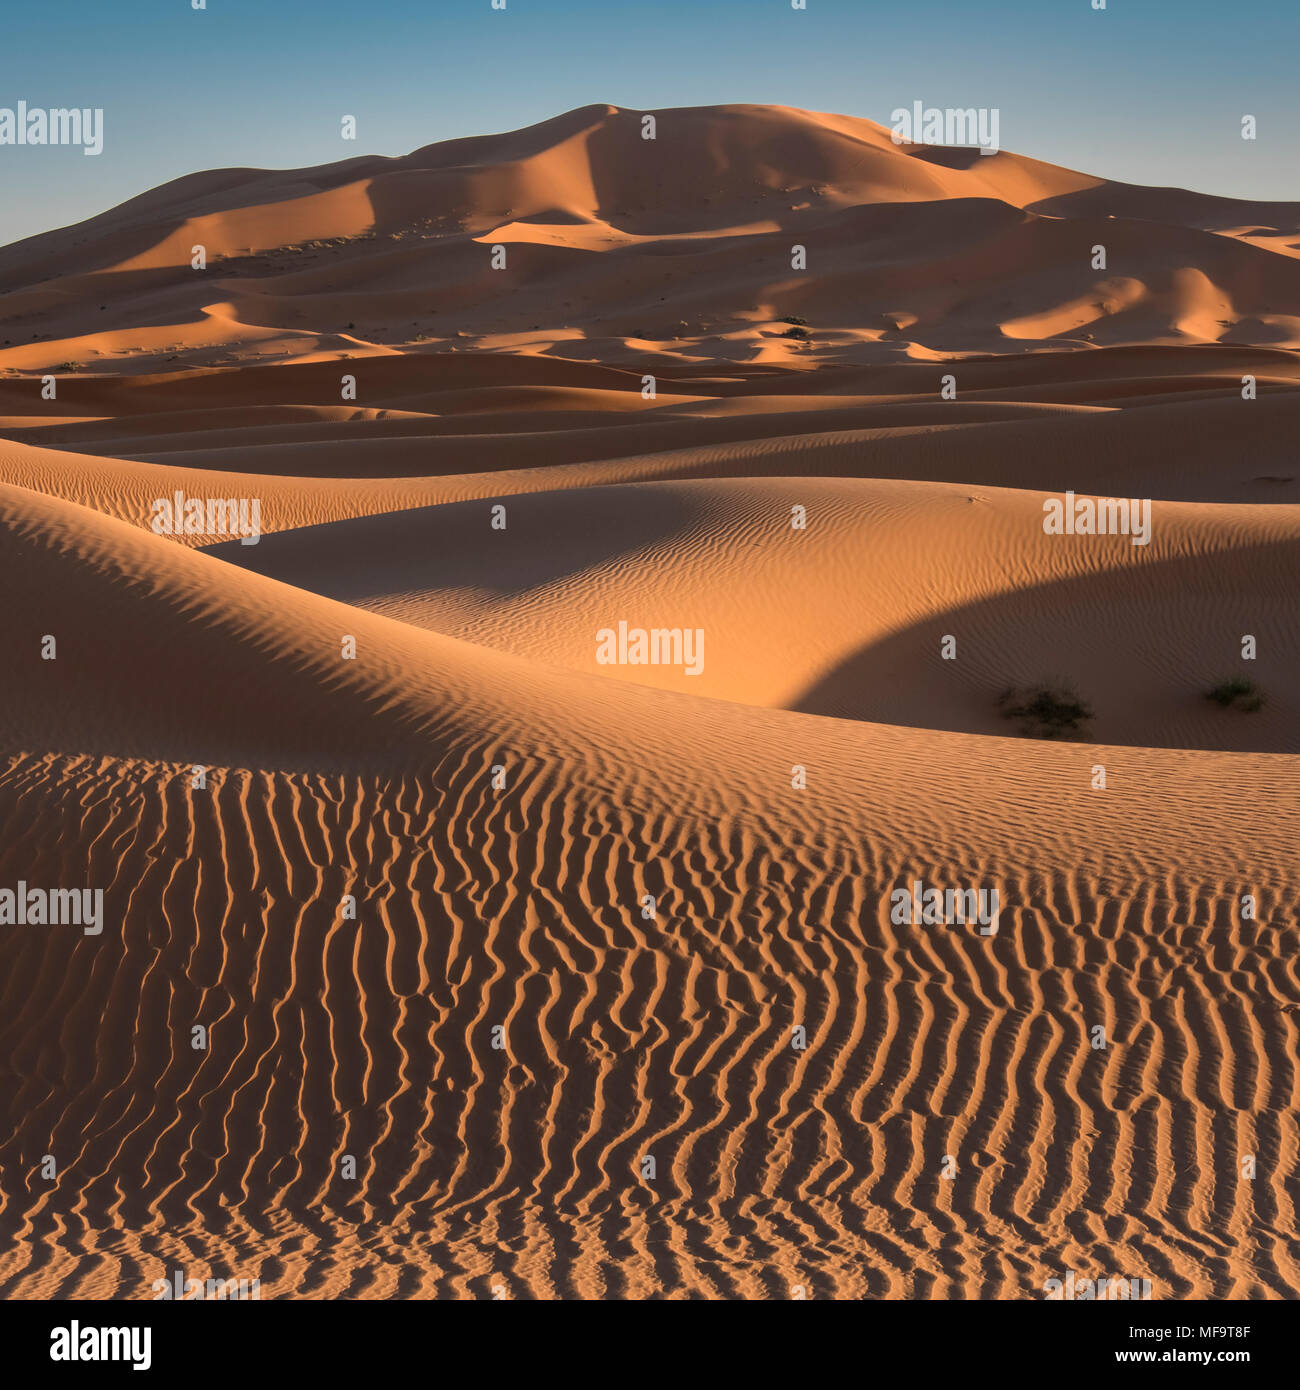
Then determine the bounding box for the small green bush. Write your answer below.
[997,685,1094,739]
[1205,678,1264,712]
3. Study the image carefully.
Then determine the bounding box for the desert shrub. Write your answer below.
[997,684,1094,739]
[1205,678,1264,712]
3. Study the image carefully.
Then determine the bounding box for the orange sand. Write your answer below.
[0,105,1297,1299]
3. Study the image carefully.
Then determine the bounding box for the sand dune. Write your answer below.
[207,474,1300,753]
[4,104,1300,378]
[2,478,1297,1298]
[1,104,1297,1301]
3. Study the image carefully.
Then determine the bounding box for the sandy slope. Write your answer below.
[1,483,1297,1298]
[0,105,1297,1300]
[207,474,1300,753]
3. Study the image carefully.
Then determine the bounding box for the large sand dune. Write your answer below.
[0,105,1297,1299]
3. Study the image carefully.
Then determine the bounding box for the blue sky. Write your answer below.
[1,0,1296,247]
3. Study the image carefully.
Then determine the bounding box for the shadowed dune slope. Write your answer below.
[209,475,1300,752]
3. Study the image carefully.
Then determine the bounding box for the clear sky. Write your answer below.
[1,0,1296,248]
